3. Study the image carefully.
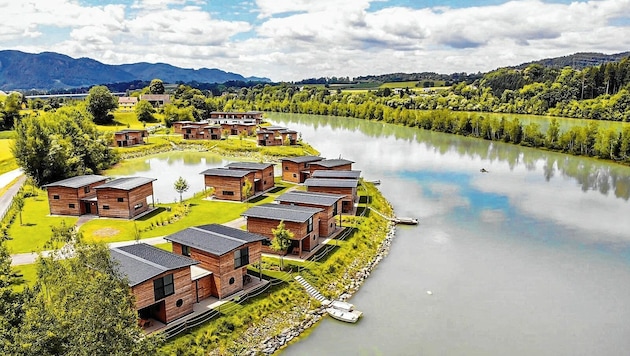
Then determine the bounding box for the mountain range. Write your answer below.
[0,50,270,91]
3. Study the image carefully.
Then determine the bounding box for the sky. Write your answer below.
[1,0,629,82]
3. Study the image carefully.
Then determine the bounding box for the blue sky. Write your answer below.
[1,0,629,81]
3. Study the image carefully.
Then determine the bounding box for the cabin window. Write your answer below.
[84,186,90,194]
[229,277,235,285]
[69,203,75,209]
[117,197,124,202]
[53,195,60,200]
[103,205,110,210]
[307,216,314,233]
[153,274,174,301]
[332,202,338,216]
[234,247,249,268]
[223,191,234,196]
[284,166,288,170]
[182,245,190,257]
[293,174,297,178]
[134,203,143,210]
[269,171,272,176]
[262,238,271,246]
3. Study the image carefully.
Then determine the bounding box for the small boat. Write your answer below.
[324,300,354,312]
[480,168,489,173]
[368,179,381,185]
[393,217,419,225]
[326,307,363,323]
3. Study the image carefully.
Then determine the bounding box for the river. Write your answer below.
[265,113,630,356]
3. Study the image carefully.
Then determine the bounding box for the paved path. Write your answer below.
[0,169,25,220]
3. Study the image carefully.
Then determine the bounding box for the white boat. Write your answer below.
[326,307,362,323]
[393,217,419,225]
[323,300,354,312]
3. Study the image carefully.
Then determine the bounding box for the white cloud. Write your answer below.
[1,0,630,81]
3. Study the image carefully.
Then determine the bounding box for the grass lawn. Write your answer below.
[11,263,38,292]
[153,242,172,251]
[97,111,165,132]
[0,139,18,175]
[6,191,78,254]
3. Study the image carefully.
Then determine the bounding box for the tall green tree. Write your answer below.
[86,85,118,124]
[149,79,165,94]
[0,92,23,129]
[174,176,189,203]
[15,224,163,356]
[271,221,293,270]
[0,238,25,354]
[135,100,156,122]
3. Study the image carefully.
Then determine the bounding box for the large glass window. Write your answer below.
[182,245,190,257]
[234,247,249,268]
[307,216,313,233]
[154,274,174,301]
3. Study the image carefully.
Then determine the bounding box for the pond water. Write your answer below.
[264,113,630,356]
[111,113,630,355]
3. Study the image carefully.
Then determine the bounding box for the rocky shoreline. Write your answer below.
[248,221,398,355]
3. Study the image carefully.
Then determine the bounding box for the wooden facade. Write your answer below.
[225,162,275,193]
[95,177,156,218]
[220,122,256,136]
[275,191,343,237]
[281,156,323,183]
[140,94,171,107]
[131,268,195,324]
[257,126,298,146]
[113,129,148,147]
[202,168,256,201]
[210,111,263,125]
[42,175,108,216]
[308,159,354,175]
[304,178,359,214]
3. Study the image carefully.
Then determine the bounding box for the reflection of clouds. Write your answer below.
[480,209,506,224]
[426,182,470,214]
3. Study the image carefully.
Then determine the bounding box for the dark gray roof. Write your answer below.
[94,177,156,191]
[226,162,274,170]
[311,170,361,179]
[165,224,266,256]
[200,168,253,177]
[276,191,344,206]
[242,203,321,223]
[110,243,198,287]
[42,175,108,189]
[310,159,354,168]
[281,156,323,164]
[304,178,359,188]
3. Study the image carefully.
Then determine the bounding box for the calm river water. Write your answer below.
[113,113,630,355]
[266,113,630,356]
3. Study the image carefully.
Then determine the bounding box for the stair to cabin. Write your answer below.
[294,275,328,303]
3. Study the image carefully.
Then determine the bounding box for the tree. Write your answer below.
[0,238,25,353]
[14,194,24,226]
[174,176,189,203]
[271,221,293,270]
[242,178,253,202]
[14,224,163,355]
[149,79,165,94]
[0,92,23,129]
[86,85,118,124]
[135,100,156,122]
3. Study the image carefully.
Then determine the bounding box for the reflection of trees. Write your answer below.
[270,112,630,201]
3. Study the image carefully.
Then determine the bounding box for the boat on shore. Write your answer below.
[323,300,354,312]
[326,307,363,323]
[393,217,419,225]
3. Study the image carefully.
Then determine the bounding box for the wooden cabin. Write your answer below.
[304,178,359,214]
[280,156,323,183]
[201,168,256,201]
[110,243,198,325]
[256,126,298,146]
[172,121,194,134]
[42,175,108,216]
[275,190,344,237]
[165,224,265,299]
[113,129,148,147]
[311,170,361,180]
[225,162,275,193]
[219,122,257,136]
[308,159,354,174]
[210,111,263,125]
[94,177,156,219]
[242,203,322,257]
[206,124,222,140]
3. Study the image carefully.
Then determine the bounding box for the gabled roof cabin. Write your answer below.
[201,168,256,201]
[280,156,323,183]
[275,190,344,237]
[94,177,156,218]
[42,175,108,216]
[110,243,198,325]
[113,129,148,147]
[165,224,265,299]
[225,162,275,193]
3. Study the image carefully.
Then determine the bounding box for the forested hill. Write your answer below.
[0,50,270,91]
[514,51,630,71]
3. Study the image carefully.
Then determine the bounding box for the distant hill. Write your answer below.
[0,50,270,91]
[513,51,630,70]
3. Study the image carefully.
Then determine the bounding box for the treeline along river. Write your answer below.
[263,113,630,356]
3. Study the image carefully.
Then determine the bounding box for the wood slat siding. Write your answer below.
[278,201,339,237]
[247,217,320,254]
[131,267,194,324]
[46,179,106,216]
[113,131,146,147]
[255,166,275,192]
[172,241,262,299]
[194,276,213,301]
[204,172,255,201]
[281,161,312,183]
[306,186,357,213]
[220,123,255,136]
[309,163,353,174]
[97,182,153,218]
